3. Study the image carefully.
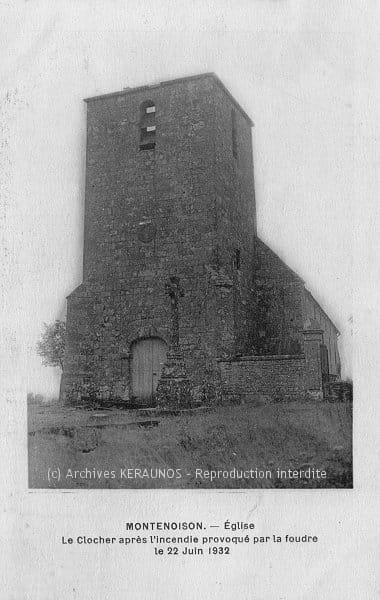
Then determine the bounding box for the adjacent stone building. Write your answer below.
[60,73,341,406]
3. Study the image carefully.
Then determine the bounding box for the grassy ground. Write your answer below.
[28,400,352,489]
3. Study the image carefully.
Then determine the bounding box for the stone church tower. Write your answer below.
[61,73,341,405]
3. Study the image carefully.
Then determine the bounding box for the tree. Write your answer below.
[36,320,66,370]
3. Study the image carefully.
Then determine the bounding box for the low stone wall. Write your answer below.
[219,354,307,402]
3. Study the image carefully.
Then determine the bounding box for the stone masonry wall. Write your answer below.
[252,239,305,355]
[219,355,307,402]
[211,82,256,355]
[61,73,338,406]
[61,74,257,404]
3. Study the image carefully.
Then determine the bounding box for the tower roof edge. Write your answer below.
[83,72,253,126]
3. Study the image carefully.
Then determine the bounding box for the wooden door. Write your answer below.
[131,338,167,401]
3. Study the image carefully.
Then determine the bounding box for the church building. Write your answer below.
[60,73,341,406]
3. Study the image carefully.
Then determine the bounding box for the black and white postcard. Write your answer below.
[1,2,378,598]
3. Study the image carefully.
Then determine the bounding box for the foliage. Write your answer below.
[36,320,66,370]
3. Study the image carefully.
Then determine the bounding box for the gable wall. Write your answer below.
[252,240,304,355]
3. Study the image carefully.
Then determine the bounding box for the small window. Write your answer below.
[140,128,156,150]
[139,100,156,151]
[140,127,156,139]
[140,100,155,118]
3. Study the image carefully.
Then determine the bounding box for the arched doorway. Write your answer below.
[131,337,168,401]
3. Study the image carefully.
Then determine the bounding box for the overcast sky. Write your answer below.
[1,1,358,395]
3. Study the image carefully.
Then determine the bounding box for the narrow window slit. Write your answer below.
[231,109,238,159]
[139,100,156,151]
